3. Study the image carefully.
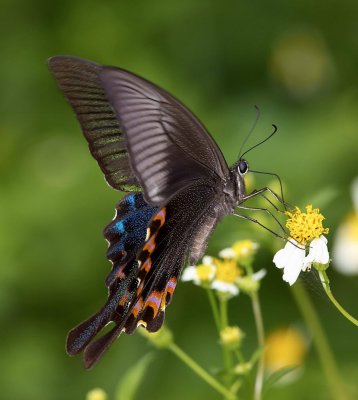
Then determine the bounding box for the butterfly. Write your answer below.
[48,56,277,368]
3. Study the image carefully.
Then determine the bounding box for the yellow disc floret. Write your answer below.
[286,204,329,244]
[232,240,258,258]
[196,264,215,282]
[214,259,242,283]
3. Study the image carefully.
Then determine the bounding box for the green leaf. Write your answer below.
[263,366,299,396]
[114,353,154,400]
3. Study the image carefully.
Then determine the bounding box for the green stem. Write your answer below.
[319,270,358,326]
[250,291,265,400]
[291,283,349,400]
[220,298,229,329]
[207,289,221,332]
[219,298,232,380]
[235,350,246,365]
[168,342,236,400]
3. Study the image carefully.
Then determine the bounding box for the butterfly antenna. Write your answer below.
[240,124,278,160]
[238,105,261,160]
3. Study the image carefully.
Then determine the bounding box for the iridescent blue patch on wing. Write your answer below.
[113,220,125,234]
[104,193,158,287]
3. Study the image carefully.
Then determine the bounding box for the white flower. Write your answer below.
[273,236,329,285]
[181,256,216,286]
[332,177,358,275]
[333,223,358,275]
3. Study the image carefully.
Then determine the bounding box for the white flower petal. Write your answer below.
[252,269,267,281]
[273,240,306,285]
[219,248,236,259]
[304,235,329,268]
[211,280,239,296]
[202,255,214,266]
[181,266,197,282]
[273,247,290,270]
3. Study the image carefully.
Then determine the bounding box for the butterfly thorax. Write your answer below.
[222,163,247,212]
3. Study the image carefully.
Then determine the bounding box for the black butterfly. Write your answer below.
[48,56,278,368]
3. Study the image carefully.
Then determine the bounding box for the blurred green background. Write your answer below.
[1,1,358,399]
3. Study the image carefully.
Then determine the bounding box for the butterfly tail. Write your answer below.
[83,324,123,369]
[66,308,110,356]
[67,261,138,357]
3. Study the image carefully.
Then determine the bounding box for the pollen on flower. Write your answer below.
[286,204,329,244]
[214,259,242,283]
[196,264,215,282]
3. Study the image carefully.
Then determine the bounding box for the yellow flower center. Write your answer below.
[286,204,329,244]
[196,264,214,282]
[214,259,242,283]
[232,240,257,257]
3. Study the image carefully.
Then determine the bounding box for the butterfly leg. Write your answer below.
[236,204,287,235]
[241,186,290,209]
[258,193,285,214]
[233,212,288,241]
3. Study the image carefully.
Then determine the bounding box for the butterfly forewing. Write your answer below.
[99,66,229,204]
[48,56,140,192]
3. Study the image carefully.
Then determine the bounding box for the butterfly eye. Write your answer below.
[238,160,249,175]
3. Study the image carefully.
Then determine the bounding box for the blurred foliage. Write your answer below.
[0,1,358,399]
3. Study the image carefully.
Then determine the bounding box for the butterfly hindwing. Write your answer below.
[80,182,223,368]
[104,193,158,287]
[120,182,221,334]
[66,193,157,357]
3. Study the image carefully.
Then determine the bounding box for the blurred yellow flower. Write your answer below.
[333,177,358,275]
[211,258,242,297]
[86,388,107,400]
[182,256,216,286]
[265,327,307,382]
[219,240,258,261]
